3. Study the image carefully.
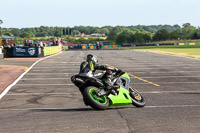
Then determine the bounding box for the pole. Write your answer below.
[0,20,3,46]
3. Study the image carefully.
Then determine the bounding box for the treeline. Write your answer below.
[2,23,200,44]
[109,23,200,45]
[1,24,181,38]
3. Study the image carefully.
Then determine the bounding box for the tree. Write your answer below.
[127,34,136,43]
[191,28,200,39]
[100,28,109,35]
[107,32,118,41]
[72,30,80,35]
[135,32,145,43]
[3,32,14,36]
[0,19,3,25]
[143,33,152,42]
[181,26,195,39]
[11,28,20,36]
[19,32,32,38]
[153,29,170,41]
[182,23,192,28]
[116,34,127,44]
[169,31,180,40]
[112,26,128,34]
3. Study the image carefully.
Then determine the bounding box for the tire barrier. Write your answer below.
[82,45,121,50]
[177,43,200,46]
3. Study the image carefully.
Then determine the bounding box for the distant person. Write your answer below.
[4,40,10,48]
[96,42,100,50]
[100,43,102,49]
[39,42,43,47]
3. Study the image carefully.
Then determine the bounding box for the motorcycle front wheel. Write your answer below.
[129,86,145,107]
[83,86,109,110]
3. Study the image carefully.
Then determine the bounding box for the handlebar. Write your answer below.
[114,70,125,78]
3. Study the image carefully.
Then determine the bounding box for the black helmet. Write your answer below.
[86,54,98,64]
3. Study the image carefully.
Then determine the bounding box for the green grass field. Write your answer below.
[121,45,200,59]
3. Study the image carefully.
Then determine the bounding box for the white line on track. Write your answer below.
[155,82,200,84]
[26,71,200,74]
[141,91,200,94]
[137,50,200,61]
[126,71,200,74]
[18,82,195,86]
[133,50,198,60]
[130,76,200,78]
[30,70,76,71]
[0,52,62,100]
[6,93,79,95]
[133,82,200,84]
[26,73,76,74]
[17,82,198,86]
[16,84,74,86]
[34,66,79,68]
[126,68,200,70]
[36,62,81,64]
[6,91,200,95]
[150,71,200,73]
[21,78,70,80]
[130,82,200,85]
[1,105,200,111]
[145,105,200,108]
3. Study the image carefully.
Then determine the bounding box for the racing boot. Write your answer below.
[110,85,120,95]
[112,85,120,91]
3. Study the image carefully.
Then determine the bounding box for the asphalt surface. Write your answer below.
[0,50,200,133]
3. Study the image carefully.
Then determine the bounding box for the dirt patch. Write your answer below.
[4,57,42,62]
[0,65,27,94]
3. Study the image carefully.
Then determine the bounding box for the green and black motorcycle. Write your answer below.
[71,70,145,110]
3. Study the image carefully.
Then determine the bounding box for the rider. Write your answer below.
[79,54,121,91]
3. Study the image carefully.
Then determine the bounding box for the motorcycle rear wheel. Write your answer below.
[129,87,145,107]
[83,86,109,110]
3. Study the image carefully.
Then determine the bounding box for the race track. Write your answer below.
[0,50,200,133]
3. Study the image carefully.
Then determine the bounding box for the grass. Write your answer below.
[120,45,200,59]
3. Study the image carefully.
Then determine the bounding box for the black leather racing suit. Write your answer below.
[79,61,116,89]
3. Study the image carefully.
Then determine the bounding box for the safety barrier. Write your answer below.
[82,45,121,50]
[177,43,200,46]
[44,46,60,56]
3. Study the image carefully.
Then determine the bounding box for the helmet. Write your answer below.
[86,54,98,64]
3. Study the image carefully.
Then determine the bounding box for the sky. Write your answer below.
[0,0,200,28]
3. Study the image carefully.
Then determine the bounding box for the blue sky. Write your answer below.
[0,0,200,28]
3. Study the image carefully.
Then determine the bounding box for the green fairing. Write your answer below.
[122,73,130,80]
[108,87,132,106]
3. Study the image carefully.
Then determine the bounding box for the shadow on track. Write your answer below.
[31,106,134,112]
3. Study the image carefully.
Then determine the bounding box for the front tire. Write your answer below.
[129,87,145,107]
[83,86,109,110]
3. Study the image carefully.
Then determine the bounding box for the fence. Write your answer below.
[44,46,60,56]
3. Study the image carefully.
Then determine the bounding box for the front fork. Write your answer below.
[129,85,134,92]
[129,86,142,101]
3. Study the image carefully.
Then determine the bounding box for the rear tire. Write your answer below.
[129,87,145,107]
[83,86,109,110]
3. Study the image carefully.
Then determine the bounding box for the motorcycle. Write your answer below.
[71,70,145,110]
